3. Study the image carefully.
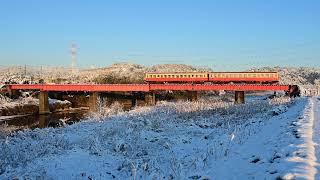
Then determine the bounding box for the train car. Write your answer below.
[208,72,279,83]
[144,72,208,82]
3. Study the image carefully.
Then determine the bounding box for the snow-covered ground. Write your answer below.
[0,96,318,179]
[313,97,320,179]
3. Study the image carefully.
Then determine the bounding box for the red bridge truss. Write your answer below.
[8,84,292,92]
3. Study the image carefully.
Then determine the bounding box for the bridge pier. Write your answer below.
[8,88,18,99]
[187,91,199,101]
[39,91,50,114]
[145,92,156,105]
[89,92,101,112]
[235,91,245,104]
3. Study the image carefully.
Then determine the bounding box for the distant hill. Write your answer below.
[1,64,319,92]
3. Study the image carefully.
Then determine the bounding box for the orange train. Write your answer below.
[144,72,279,83]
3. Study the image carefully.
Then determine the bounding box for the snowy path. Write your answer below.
[313,97,320,179]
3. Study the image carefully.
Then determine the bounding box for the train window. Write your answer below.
[192,75,194,77]
[184,75,187,77]
[164,75,167,78]
[196,75,198,77]
[188,75,190,77]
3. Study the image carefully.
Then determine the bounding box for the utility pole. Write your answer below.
[24,64,27,78]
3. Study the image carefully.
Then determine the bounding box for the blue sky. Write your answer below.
[0,0,319,70]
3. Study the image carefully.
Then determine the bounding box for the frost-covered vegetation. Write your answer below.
[0,96,312,179]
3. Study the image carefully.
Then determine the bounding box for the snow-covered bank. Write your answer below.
[0,96,72,116]
[0,97,313,179]
[313,97,320,179]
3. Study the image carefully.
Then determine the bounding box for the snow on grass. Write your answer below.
[281,97,317,179]
[0,97,313,179]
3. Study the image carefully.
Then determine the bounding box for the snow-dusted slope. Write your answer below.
[0,97,314,179]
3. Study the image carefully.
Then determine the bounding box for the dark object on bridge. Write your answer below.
[287,85,300,98]
[38,79,45,84]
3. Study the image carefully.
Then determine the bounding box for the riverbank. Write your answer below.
[1,96,311,179]
[0,96,72,116]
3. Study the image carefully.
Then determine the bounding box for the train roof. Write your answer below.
[145,72,208,74]
[208,71,279,73]
[146,71,278,74]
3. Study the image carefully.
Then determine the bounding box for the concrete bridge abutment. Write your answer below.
[89,92,101,112]
[145,92,156,106]
[39,91,50,114]
[235,91,245,104]
[187,91,199,101]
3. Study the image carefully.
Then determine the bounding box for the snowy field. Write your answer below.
[0,96,318,179]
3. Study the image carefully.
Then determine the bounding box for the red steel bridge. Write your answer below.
[6,84,299,114]
[8,84,291,92]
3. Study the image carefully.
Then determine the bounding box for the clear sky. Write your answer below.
[0,0,319,70]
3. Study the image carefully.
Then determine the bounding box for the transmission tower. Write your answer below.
[70,43,77,73]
